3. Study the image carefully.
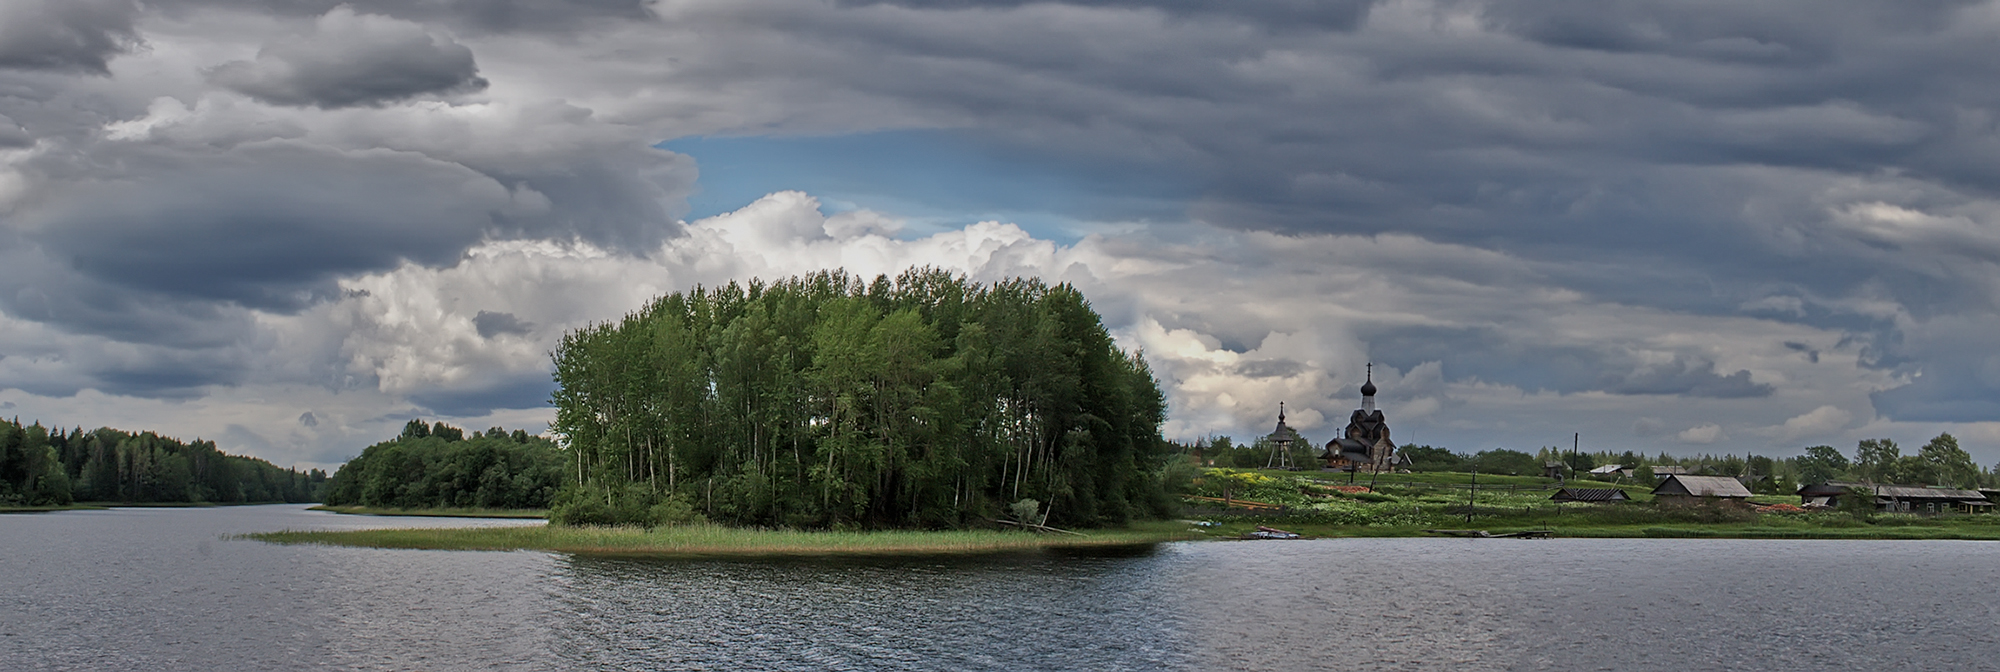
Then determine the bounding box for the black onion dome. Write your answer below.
[1360,376,1377,397]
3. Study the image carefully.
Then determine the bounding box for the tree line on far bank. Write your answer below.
[0,419,326,506]
[321,420,564,510]
[549,269,1173,529]
[1185,431,1988,494]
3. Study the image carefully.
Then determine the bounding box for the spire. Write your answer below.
[1360,363,1377,411]
[1278,401,1286,423]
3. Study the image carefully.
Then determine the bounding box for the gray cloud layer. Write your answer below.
[2,0,1998,467]
[0,0,141,75]
[208,8,489,108]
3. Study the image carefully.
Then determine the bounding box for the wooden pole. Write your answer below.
[1465,469,1477,523]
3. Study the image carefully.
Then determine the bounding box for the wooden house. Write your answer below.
[1865,485,1993,514]
[1800,482,1993,513]
[1796,481,1864,508]
[1651,475,1751,504]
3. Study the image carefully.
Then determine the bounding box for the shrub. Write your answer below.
[551,483,706,528]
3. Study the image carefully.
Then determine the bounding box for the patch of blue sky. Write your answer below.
[662,130,1192,243]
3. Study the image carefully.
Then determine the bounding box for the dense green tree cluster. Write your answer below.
[549,269,1173,529]
[1182,430,1990,495]
[1382,432,1989,492]
[322,421,563,509]
[0,419,325,505]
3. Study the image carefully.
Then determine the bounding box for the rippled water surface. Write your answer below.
[5,505,1999,670]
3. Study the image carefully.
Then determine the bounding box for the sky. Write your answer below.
[3,0,2000,471]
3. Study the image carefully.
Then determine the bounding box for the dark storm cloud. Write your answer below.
[1605,356,1773,399]
[0,0,141,75]
[1872,372,2000,423]
[838,0,1380,31]
[1366,326,1770,398]
[408,374,554,416]
[208,7,489,108]
[5,0,1997,432]
[156,0,654,35]
[19,142,515,312]
[1235,358,1305,379]
[690,0,1998,420]
[473,310,534,338]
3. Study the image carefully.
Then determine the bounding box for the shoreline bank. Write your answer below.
[244,521,1199,557]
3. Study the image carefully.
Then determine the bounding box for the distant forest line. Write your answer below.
[321,420,564,510]
[0,419,325,506]
[1192,432,1989,493]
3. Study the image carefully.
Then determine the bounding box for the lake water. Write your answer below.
[4,505,1997,670]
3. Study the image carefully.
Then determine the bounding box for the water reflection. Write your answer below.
[546,548,1196,671]
[7,508,1999,671]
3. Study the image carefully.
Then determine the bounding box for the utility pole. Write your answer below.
[1465,469,1478,524]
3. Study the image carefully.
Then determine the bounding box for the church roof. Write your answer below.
[1265,403,1301,444]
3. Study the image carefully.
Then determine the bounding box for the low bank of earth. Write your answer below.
[0,504,111,513]
[309,504,549,519]
[1187,514,2000,540]
[244,520,1200,557]
[3,501,301,513]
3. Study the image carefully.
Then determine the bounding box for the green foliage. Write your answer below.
[1468,448,1539,475]
[1854,438,1899,482]
[1796,445,1848,483]
[549,482,707,527]
[0,419,322,505]
[549,269,1173,529]
[1159,458,1200,495]
[1400,444,1463,472]
[322,422,562,510]
[1631,464,1657,486]
[1919,433,1977,488]
[1009,498,1041,524]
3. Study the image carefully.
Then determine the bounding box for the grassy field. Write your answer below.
[243,520,1200,557]
[1189,514,2000,540]
[309,505,549,519]
[1183,467,2000,540]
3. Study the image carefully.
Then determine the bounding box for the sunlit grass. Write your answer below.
[308,505,548,519]
[243,520,1200,557]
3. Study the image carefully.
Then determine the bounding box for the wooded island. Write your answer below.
[547,269,1175,529]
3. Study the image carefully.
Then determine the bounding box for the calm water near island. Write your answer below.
[4,505,1997,671]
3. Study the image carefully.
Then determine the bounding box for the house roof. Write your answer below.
[1588,464,1624,474]
[1867,485,1990,502]
[1550,488,1629,502]
[1653,475,1752,498]
[1653,466,1692,475]
[1797,481,1866,496]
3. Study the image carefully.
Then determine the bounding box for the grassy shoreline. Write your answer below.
[244,520,1200,557]
[0,503,111,514]
[308,504,549,519]
[1189,516,2000,540]
[2,501,308,513]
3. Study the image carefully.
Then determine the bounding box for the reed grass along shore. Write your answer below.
[245,521,1199,557]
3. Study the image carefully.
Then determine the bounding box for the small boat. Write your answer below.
[1243,525,1300,540]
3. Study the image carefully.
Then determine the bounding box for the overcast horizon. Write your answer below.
[4,0,2000,471]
